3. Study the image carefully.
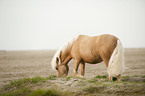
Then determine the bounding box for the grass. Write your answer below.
[66,76,86,80]
[48,75,57,80]
[0,75,75,96]
[94,75,107,79]
[0,87,32,96]
[0,87,74,96]
[121,75,145,83]
[83,86,106,94]
[87,75,107,83]
[2,76,48,91]
[0,75,145,96]
[29,88,65,96]
[87,78,98,83]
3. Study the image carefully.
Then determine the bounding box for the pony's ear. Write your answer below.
[56,57,59,64]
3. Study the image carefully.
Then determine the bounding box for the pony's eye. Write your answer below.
[56,57,59,64]
[56,68,58,70]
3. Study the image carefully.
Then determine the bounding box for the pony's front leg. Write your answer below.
[73,59,81,77]
[80,62,85,77]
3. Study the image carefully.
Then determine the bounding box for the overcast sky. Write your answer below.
[0,0,145,50]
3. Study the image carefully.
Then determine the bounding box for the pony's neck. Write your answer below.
[59,35,79,65]
[61,47,72,65]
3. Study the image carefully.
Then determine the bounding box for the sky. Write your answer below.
[0,0,145,50]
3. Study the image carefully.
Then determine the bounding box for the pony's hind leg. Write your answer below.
[73,59,81,77]
[80,62,85,77]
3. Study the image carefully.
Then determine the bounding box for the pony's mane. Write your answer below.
[51,35,80,70]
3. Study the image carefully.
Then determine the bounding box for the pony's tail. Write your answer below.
[107,40,125,77]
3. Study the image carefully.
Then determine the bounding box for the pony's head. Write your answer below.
[55,55,69,77]
[51,47,70,77]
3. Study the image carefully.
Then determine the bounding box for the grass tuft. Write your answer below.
[87,75,107,83]
[48,75,57,80]
[66,76,85,81]
[29,89,47,96]
[43,89,61,96]
[87,79,98,83]
[94,75,107,79]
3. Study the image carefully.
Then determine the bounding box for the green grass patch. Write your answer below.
[29,88,63,96]
[42,88,74,96]
[29,89,47,96]
[87,75,108,83]
[94,75,107,79]
[0,87,74,96]
[66,76,85,81]
[48,75,57,80]
[141,75,145,78]
[0,76,78,96]
[66,76,73,81]
[0,87,32,96]
[2,76,48,91]
[87,79,98,83]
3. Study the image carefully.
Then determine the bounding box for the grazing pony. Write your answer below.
[51,34,124,81]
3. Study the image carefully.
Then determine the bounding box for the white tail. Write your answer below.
[107,40,125,77]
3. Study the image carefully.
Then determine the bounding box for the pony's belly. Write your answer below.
[82,55,103,64]
[80,49,103,64]
[79,37,103,64]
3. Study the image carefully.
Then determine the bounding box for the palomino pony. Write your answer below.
[51,34,124,81]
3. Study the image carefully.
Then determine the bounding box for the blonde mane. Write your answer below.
[51,35,79,70]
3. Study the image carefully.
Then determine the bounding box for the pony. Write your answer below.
[51,34,124,81]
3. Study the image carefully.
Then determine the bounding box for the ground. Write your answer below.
[0,49,145,96]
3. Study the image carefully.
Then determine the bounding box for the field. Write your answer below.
[0,49,145,96]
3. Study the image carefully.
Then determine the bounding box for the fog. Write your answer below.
[0,0,145,50]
